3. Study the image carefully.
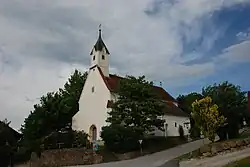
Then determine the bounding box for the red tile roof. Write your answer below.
[89,65,177,103]
[107,100,188,117]
[104,74,177,102]
[90,65,187,117]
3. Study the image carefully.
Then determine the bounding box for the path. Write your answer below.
[180,147,250,167]
[69,138,210,167]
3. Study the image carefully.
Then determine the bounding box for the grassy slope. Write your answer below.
[223,156,250,167]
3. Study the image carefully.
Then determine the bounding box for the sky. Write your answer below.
[0,0,250,130]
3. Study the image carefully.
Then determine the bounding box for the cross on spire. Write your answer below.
[98,24,102,38]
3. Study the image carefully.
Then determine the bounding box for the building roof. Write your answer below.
[91,65,177,102]
[107,100,189,117]
[90,28,110,55]
[90,65,188,117]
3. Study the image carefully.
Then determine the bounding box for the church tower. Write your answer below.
[90,25,110,77]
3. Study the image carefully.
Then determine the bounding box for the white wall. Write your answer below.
[153,115,190,137]
[72,66,111,141]
[91,48,109,77]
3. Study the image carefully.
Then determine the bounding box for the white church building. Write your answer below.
[72,27,190,142]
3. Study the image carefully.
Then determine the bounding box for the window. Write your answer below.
[102,55,105,60]
[175,122,177,127]
[91,86,95,93]
[93,56,95,61]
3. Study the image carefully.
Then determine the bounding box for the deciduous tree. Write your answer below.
[191,97,225,142]
[21,69,87,143]
[101,75,165,152]
[202,81,247,139]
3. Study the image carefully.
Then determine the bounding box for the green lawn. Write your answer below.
[223,156,250,167]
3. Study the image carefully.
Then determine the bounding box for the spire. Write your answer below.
[90,24,110,55]
[98,24,102,39]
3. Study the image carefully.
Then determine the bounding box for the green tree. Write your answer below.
[202,81,247,139]
[107,75,165,134]
[101,75,165,152]
[177,93,203,138]
[21,69,87,143]
[192,97,225,142]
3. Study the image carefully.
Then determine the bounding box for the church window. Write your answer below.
[93,56,95,61]
[175,122,177,127]
[92,86,95,93]
[102,55,105,60]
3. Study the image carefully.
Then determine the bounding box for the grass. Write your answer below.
[223,156,250,167]
[174,149,201,161]
[238,132,250,139]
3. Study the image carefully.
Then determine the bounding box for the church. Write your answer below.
[72,27,190,142]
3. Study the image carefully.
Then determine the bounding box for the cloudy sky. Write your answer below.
[0,0,250,130]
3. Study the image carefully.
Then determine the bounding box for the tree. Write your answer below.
[101,75,165,152]
[107,75,165,134]
[191,97,225,142]
[177,93,203,138]
[202,81,247,139]
[21,69,87,144]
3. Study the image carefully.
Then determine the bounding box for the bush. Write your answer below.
[12,146,32,165]
[101,125,140,153]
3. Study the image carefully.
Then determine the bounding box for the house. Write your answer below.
[72,27,190,142]
[0,121,22,146]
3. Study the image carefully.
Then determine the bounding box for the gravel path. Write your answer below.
[180,147,250,167]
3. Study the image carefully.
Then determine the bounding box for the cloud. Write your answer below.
[216,40,250,64]
[0,0,250,129]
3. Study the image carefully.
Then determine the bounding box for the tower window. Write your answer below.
[92,86,95,93]
[102,55,105,60]
[93,56,95,61]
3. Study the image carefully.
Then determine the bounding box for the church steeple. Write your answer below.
[90,24,110,55]
[90,25,110,77]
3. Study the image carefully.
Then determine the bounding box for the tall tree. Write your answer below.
[192,97,225,142]
[101,75,165,152]
[202,81,247,139]
[21,69,87,142]
[106,75,165,134]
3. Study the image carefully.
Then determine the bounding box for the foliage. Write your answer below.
[102,75,165,152]
[101,125,140,153]
[202,81,248,139]
[177,93,203,138]
[178,125,185,139]
[192,97,225,142]
[72,130,89,148]
[20,69,87,148]
[106,75,165,134]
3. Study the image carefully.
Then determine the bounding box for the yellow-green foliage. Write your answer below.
[191,97,225,142]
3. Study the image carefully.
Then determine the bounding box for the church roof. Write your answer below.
[107,100,188,117]
[90,65,188,117]
[90,28,110,55]
[91,65,177,102]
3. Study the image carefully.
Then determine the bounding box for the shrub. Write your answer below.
[101,125,140,153]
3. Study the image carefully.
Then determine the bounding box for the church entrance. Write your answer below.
[89,125,97,142]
